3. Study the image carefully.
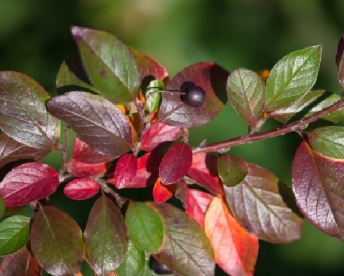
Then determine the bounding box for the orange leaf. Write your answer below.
[205,197,258,276]
[153,178,175,203]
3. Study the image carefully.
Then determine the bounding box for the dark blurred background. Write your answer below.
[1,0,344,275]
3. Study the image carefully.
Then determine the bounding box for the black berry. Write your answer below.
[180,82,206,107]
[149,256,174,275]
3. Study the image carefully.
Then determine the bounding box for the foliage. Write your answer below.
[1,26,344,275]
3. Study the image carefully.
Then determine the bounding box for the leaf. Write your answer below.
[269,90,344,124]
[266,46,321,111]
[30,206,85,276]
[47,91,132,156]
[67,158,109,178]
[0,71,60,150]
[224,162,304,243]
[336,33,344,87]
[227,68,266,126]
[152,179,175,203]
[84,195,128,275]
[158,62,229,128]
[205,197,258,276]
[159,142,192,185]
[148,202,215,276]
[125,201,163,254]
[292,140,344,240]
[187,152,223,195]
[140,121,182,152]
[218,155,248,187]
[112,153,138,189]
[71,26,140,103]
[0,215,30,256]
[0,162,59,207]
[115,239,145,276]
[0,246,40,276]
[63,178,99,200]
[0,195,4,219]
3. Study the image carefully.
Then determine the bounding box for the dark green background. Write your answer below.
[1,0,344,275]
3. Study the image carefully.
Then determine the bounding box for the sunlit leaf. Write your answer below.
[63,178,99,200]
[67,158,108,178]
[218,155,248,187]
[0,215,30,256]
[145,80,163,113]
[84,195,128,275]
[0,162,59,207]
[292,140,344,240]
[205,197,258,276]
[31,206,84,276]
[0,71,60,150]
[227,68,266,126]
[152,179,175,203]
[112,153,138,189]
[47,91,132,156]
[266,46,321,111]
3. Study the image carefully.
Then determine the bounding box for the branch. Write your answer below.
[193,98,344,154]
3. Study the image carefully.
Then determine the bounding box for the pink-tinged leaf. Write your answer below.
[67,158,108,178]
[141,121,183,152]
[292,140,344,240]
[205,197,258,276]
[153,179,175,203]
[0,71,60,150]
[0,162,59,207]
[336,33,344,87]
[224,162,304,243]
[158,62,229,128]
[47,91,132,156]
[0,246,40,276]
[148,202,215,276]
[63,178,99,200]
[159,142,192,185]
[30,206,85,276]
[84,195,128,275]
[112,153,138,189]
[187,152,223,195]
[0,132,50,169]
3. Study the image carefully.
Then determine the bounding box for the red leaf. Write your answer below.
[0,162,59,207]
[110,153,138,189]
[159,142,192,185]
[153,178,175,203]
[141,121,183,152]
[67,158,108,178]
[63,178,99,200]
[205,197,258,276]
[187,152,223,195]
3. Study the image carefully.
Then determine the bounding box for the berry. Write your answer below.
[180,82,206,107]
[149,256,174,275]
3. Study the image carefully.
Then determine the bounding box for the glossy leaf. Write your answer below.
[218,155,248,187]
[71,26,140,103]
[115,239,145,276]
[336,33,344,87]
[159,142,192,185]
[224,162,303,243]
[0,215,30,256]
[67,158,108,178]
[47,91,132,156]
[158,62,229,128]
[269,90,344,124]
[266,46,321,111]
[113,153,138,189]
[227,68,266,126]
[0,162,59,207]
[187,152,223,195]
[152,178,175,203]
[63,178,99,200]
[125,201,163,254]
[0,195,4,219]
[30,206,85,276]
[84,195,128,275]
[141,121,182,152]
[292,141,344,239]
[148,202,215,276]
[205,197,258,276]
[0,71,60,150]
[0,246,40,276]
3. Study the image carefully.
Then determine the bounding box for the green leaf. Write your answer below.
[116,240,145,276]
[227,68,266,126]
[0,71,60,150]
[125,201,163,254]
[266,45,321,111]
[305,126,344,159]
[0,195,4,219]
[0,215,30,256]
[71,26,140,104]
[218,155,248,187]
[84,195,128,276]
[146,80,163,113]
[148,202,215,276]
[30,206,85,275]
